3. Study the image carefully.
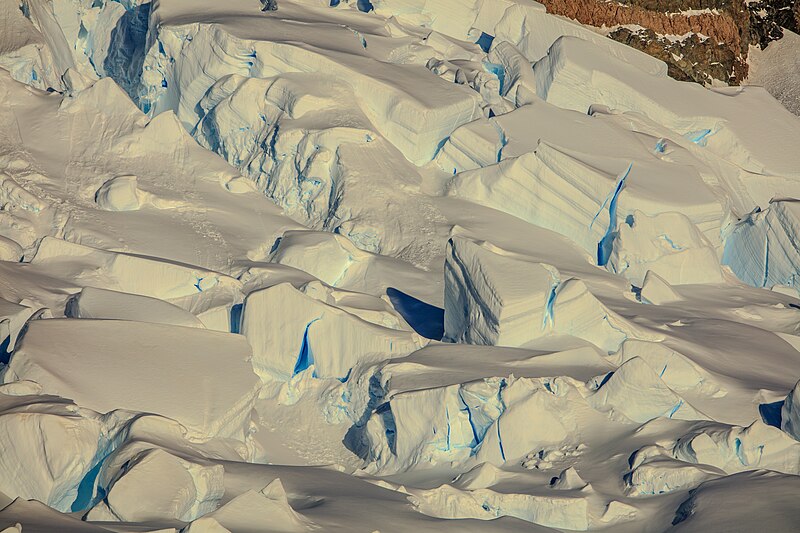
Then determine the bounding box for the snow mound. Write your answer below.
[409,483,592,530]
[192,478,312,533]
[31,237,241,330]
[0,389,103,512]
[94,175,145,211]
[449,143,722,264]
[589,357,707,423]
[613,340,721,395]
[2,319,260,440]
[640,270,684,305]
[66,286,205,329]
[671,471,800,531]
[444,237,654,352]
[534,35,800,179]
[724,200,800,292]
[628,419,800,496]
[608,210,724,286]
[86,447,224,523]
[241,282,423,381]
[781,379,800,441]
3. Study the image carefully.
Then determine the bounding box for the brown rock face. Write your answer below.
[538,0,760,85]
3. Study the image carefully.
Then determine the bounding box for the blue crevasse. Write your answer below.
[457,389,480,448]
[476,32,494,53]
[293,318,321,376]
[591,163,633,266]
[542,267,560,330]
[759,400,784,428]
[496,379,507,461]
[658,234,684,251]
[455,380,507,455]
[229,303,243,334]
[684,128,713,146]
[376,402,397,454]
[734,437,746,465]
[667,399,683,418]
[496,419,506,461]
[483,62,505,95]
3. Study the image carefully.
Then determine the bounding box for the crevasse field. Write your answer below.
[1,0,800,531]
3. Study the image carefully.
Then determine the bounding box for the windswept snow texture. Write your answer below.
[1,0,800,531]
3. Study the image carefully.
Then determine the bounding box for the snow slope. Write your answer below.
[747,29,800,116]
[0,0,799,531]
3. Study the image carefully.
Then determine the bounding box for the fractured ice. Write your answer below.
[0,0,799,531]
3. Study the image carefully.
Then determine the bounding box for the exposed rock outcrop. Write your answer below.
[539,0,799,86]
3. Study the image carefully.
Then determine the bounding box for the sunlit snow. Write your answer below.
[0,0,799,531]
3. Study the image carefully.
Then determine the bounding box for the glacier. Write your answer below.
[0,0,799,531]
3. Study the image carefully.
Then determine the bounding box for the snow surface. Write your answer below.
[0,0,799,531]
[747,29,800,116]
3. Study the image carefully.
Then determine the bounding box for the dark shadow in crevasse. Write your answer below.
[103,2,151,106]
[759,400,784,428]
[386,287,444,341]
[342,374,392,460]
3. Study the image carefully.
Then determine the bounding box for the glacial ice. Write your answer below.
[444,236,651,352]
[241,281,423,381]
[1,0,800,530]
[0,387,103,513]
[87,447,225,522]
[66,286,205,328]
[781,379,800,441]
[1,319,261,439]
[31,237,242,330]
[670,471,800,531]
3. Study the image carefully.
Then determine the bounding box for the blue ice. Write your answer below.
[293,318,321,376]
[483,62,505,95]
[591,163,632,266]
[230,303,243,334]
[684,129,712,146]
[476,32,494,53]
[543,284,557,329]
